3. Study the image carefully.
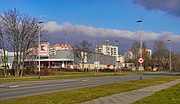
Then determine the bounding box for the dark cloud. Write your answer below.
[48,31,134,54]
[44,21,180,53]
[133,0,180,17]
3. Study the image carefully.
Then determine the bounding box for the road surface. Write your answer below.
[0,74,168,100]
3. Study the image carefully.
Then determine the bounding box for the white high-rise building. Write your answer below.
[95,44,118,56]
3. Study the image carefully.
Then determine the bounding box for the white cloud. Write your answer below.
[44,21,180,42]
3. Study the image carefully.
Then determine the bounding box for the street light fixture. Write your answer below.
[38,21,43,79]
[137,19,143,80]
[167,40,172,72]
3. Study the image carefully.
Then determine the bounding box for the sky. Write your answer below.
[1,0,180,54]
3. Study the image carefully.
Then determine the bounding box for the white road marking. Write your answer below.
[64,79,75,82]
[9,85,18,88]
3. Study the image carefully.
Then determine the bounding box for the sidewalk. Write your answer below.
[81,79,180,104]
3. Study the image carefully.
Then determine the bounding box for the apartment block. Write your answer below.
[95,44,118,56]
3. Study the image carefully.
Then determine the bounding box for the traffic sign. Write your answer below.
[138,58,144,64]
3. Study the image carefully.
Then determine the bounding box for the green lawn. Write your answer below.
[0,71,133,84]
[134,83,180,104]
[0,76,179,104]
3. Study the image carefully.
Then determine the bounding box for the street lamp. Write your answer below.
[167,40,172,72]
[114,40,118,75]
[38,21,43,79]
[137,19,143,80]
[65,34,68,69]
[105,40,109,68]
[94,40,98,75]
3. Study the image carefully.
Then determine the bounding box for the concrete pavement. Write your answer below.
[81,79,180,104]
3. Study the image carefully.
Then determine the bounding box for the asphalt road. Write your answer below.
[0,74,169,100]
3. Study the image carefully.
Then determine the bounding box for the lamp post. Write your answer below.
[65,34,68,69]
[94,40,98,75]
[137,19,143,80]
[105,40,109,68]
[38,22,43,79]
[114,40,118,75]
[167,40,172,72]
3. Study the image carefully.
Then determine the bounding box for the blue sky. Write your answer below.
[1,0,180,53]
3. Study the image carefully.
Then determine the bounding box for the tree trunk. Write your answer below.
[2,70,7,77]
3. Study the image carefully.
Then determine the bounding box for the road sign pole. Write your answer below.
[140,64,142,80]
[138,58,144,80]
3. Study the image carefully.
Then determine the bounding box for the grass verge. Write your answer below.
[0,76,179,104]
[133,83,180,104]
[0,71,133,84]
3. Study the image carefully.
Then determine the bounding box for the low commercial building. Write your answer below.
[26,42,116,69]
[26,50,116,69]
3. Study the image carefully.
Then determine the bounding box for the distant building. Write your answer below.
[124,51,133,61]
[53,43,72,50]
[146,49,152,58]
[95,44,118,56]
[26,42,117,69]
[95,44,119,69]
[0,49,14,69]
[124,49,152,61]
[49,44,73,56]
[26,49,116,69]
[116,55,125,68]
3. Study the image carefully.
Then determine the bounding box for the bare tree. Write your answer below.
[0,8,43,77]
[171,52,180,71]
[0,20,9,77]
[152,40,169,70]
[130,41,147,68]
[73,40,92,70]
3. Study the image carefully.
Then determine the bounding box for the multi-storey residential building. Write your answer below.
[95,44,118,56]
